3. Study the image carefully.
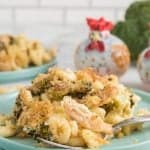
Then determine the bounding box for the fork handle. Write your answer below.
[37,137,82,150]
[113,115,150,132]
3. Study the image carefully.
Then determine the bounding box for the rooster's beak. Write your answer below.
[90,31,101,41]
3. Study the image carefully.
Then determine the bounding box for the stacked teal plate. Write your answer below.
[0,89,149,150]
[0,59,56,83]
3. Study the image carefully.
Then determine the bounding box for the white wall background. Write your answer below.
[0,0,136,43]
[0,0,137,68]
[1,0,149,92]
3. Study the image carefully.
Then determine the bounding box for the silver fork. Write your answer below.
[113,115,150,133]
[37,137,82,150]
[37,115,150,150]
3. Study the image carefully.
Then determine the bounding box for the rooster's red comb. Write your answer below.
[86,17,114,31]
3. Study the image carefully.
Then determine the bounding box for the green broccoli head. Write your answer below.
[112,0,150,61]
[126,0,150,31]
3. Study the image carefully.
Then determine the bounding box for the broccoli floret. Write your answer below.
[112,0,150,61]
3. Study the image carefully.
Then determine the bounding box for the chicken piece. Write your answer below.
[62,96,112,134]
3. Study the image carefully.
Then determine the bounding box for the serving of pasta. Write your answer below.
[0,34,56,71]
[0,68,141,148]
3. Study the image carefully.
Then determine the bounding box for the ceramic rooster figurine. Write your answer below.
[74,17,130,76]
[137,48,150,84]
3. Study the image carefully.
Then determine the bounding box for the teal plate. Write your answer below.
[0,89,150,150]
[0,58,56,83]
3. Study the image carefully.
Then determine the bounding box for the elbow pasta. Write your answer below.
[0,114,16,137]
[1,68,141,148]
[0,34,56,71]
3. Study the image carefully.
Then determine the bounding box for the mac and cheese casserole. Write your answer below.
[0,68,140,148]
[0,34,56,71]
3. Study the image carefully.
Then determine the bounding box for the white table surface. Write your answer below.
[120,67,150,92]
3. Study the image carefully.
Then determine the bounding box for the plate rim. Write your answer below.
[0,58,56,75]
[0,91,18,99]
[0,88,149,150]
[0,58,57,83]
